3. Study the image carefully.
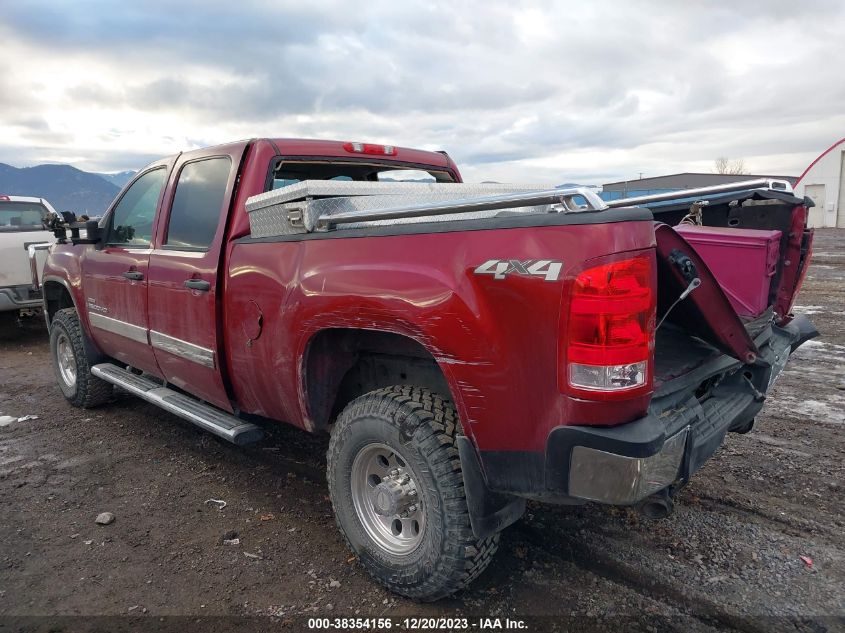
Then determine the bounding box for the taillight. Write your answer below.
[563,253,656,398]
[343,142,395,156]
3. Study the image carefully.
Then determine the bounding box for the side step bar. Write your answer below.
[92,363,264,445]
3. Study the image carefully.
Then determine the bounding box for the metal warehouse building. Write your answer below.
[794,137,845,228]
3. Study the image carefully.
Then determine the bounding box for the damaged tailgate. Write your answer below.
[655,222,759,364]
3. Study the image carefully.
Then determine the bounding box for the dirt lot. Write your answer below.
[1,230,843,632]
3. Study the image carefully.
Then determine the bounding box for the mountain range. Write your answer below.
[0,163,136,215]
[95,170,136,189]
[1,163,599,217]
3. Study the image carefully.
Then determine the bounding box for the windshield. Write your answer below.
[0,201,50,232]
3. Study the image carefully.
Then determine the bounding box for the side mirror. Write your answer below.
[47,212,103,245]
[83,220,103,244]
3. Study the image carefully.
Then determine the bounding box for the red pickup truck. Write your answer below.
[39,138,816,600]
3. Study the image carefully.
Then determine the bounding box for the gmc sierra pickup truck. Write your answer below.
[39,138,816,600]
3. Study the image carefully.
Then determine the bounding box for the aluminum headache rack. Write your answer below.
[245,178,795,238]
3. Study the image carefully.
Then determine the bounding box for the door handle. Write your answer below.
[122,271,144,281]
[184,278,211,291]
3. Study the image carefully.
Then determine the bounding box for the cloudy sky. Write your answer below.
[1,0,843,184]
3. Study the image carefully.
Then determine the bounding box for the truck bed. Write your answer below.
[654,327,723,390]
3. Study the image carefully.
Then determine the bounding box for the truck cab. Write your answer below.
[41,139,460,405]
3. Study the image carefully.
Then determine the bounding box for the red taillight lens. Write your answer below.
[343,142,395,156]
[564,253,656,397]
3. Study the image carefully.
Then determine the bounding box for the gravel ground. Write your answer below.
[1,230,843,632]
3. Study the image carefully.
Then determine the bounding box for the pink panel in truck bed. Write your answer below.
[673,225,782,318]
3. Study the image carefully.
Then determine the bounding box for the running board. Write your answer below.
[91,363,264,445]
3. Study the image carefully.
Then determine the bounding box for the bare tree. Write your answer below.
[714,157,747,175]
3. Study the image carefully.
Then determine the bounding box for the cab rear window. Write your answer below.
[0,201,49,232]
[270,161,456,191]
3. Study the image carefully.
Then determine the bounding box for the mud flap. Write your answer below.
[786,313,819,353]
[457,436,526,540]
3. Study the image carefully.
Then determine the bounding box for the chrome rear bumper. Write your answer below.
[568,427,689,504]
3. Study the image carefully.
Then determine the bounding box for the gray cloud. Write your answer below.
[0,0,842,180]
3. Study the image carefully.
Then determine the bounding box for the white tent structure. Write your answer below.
[794,137,845,228]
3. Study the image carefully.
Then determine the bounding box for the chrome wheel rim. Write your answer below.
[55,332,77,388]
[351,442,425,555]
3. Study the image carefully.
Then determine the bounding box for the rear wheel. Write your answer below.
[327,386,499,601]
[49,308,112,408]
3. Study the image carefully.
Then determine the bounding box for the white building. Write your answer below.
[794,137,845,228]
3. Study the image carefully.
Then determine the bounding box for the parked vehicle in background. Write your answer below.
[0,195,55,324]
[37,138,816,600]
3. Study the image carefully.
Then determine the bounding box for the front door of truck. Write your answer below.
[81,167,169,375]
[147,147,244,411]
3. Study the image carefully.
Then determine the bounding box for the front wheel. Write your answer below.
[49,308,112,408]
[327,386,499,601]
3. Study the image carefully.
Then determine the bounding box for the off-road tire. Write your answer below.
[327,386,499,601]
[50,308,112,408]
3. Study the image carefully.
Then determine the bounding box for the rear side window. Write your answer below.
[165,157,231,250]
[107,168,166,246]
[0,201,49,232]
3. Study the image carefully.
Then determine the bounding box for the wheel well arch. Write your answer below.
[303,328,453,431]
[42,278,106,365]
[43,279,76,324]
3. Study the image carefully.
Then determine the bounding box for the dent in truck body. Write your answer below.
[223,219,659,457]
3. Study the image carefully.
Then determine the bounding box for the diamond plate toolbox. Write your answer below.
[245,181,555,237]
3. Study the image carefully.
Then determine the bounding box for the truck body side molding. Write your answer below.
[88,312,149,345]
[150,330,216,369]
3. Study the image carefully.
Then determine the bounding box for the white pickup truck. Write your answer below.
[0,195,56,323]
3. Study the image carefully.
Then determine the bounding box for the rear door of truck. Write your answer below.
[146,143,247,411]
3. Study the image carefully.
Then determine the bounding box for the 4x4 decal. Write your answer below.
[473,259,563,282]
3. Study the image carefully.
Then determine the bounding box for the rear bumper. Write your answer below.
[0,285,43,312]
[476,315,817,505]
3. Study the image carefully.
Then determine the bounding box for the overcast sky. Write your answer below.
[1,0,843,184]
